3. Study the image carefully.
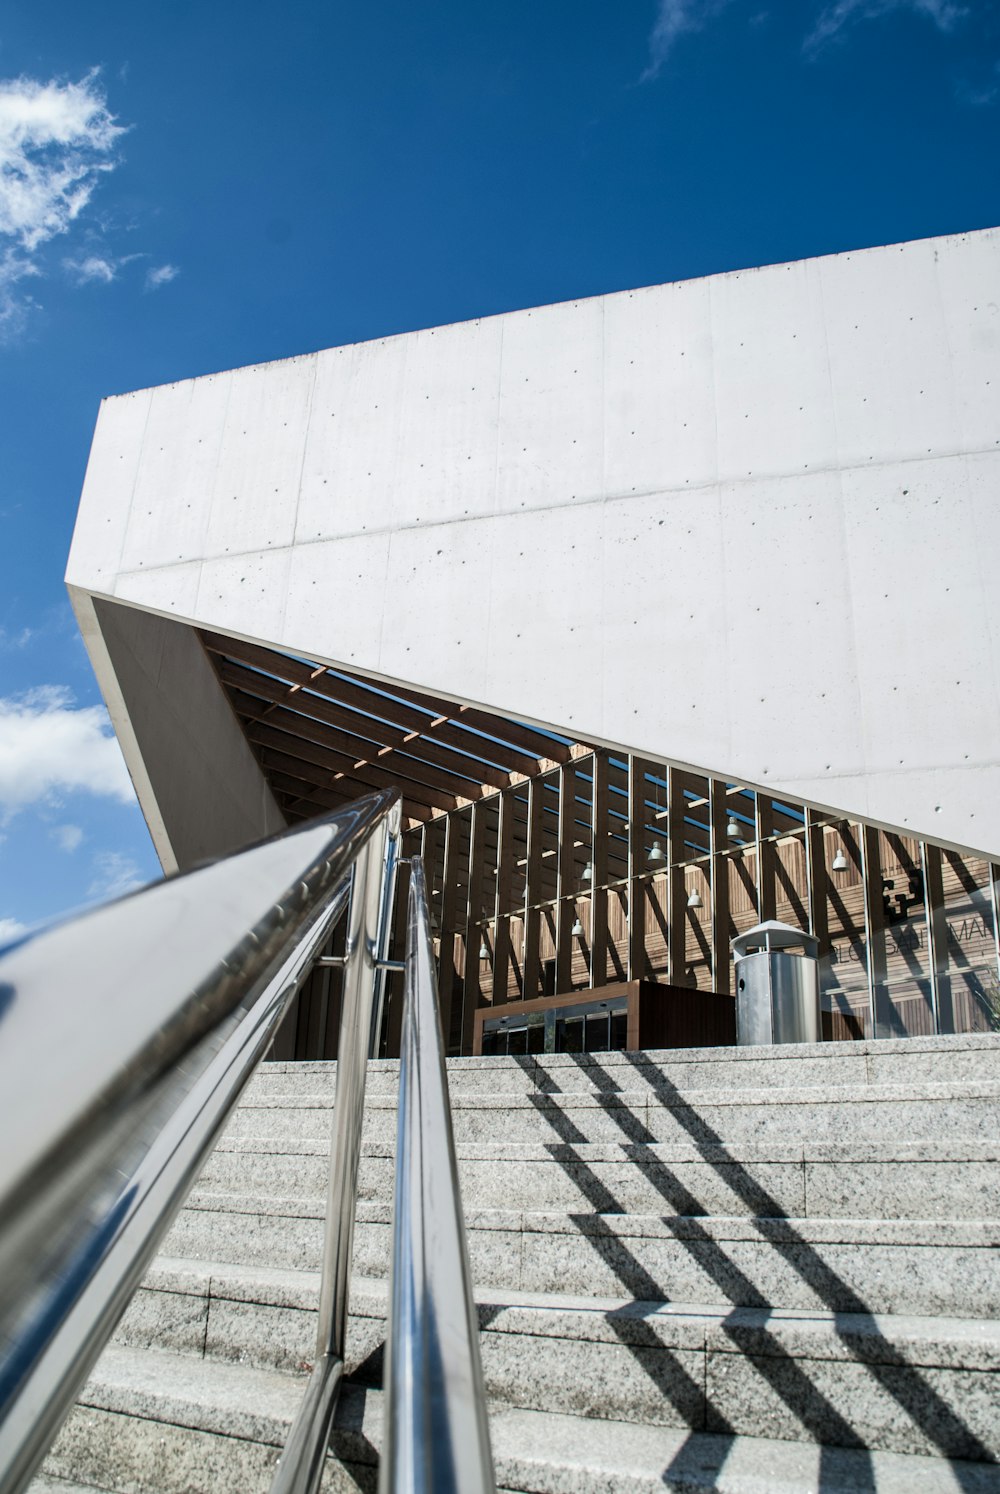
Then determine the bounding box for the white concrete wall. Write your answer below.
[67,228,1000,859]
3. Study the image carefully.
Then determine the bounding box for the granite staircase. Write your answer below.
[37,1033,1000,1492]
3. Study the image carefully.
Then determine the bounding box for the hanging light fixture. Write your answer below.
[571,917,584,937]
[479,939,490,960]
[647,842,666,866]
[726,817,741,841]
[582,861,593,882]
[687,886,703,909]
[832,847,848,872]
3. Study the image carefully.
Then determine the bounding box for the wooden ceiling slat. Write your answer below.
[247,718,471,804]
[258,743,457,815]
[202,631,568,771]
[333,665,573,765]
[213,655,538,779]
[267,769,433,826]
[226,682,509,795]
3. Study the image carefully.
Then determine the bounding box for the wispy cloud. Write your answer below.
[0,914,27,943]
[956,59,1000,106]
[63,253,117,284]
[145,262,179,291]
[0,684,134,822]
[52,823,84,852]
[642,0,972,75]
[0,71,125,335]
[88,849,144,900]
[0,623,33,649]
[643,0,733,78]
[805,0,966,53]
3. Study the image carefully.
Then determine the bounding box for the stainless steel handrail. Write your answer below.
[270,812,398,1493]
[0,789,400,1494]
[380,856,496,1494]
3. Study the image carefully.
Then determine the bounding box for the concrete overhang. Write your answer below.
[66,227,1000,869]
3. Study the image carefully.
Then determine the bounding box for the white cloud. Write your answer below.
[0,71,124,334]
[0,915,27,942]
[64,253,117,284]
[52,823,84,852]
[642,0,970,75]
[88,849,144,900]
[643,0,733,78]
[145,262,179,290]
[806,0,966,52]
[0,685,134,822]
[0,623,33,649]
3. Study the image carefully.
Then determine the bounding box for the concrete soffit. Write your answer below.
[70,591,1000,868]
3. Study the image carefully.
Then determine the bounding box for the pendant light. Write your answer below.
[479,939,490,960]
[647,842,666,867]
[832,848,848,872]
[687,887,703,910]
[582,861,593,883]
[726,817,741,841]
[571,917,584,937]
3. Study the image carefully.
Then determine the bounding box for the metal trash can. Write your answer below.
[731,920,820,1046]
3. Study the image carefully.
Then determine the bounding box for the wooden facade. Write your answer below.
[201,633,1000,1060]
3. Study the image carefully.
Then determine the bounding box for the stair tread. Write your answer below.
[209,1133,1000,1162]
[141,1257,1000,1366]
[59,1355,1000,1493]
[72,1345,303,1443]
[178,1190,1000,1245]
[234,1077,1000,1107]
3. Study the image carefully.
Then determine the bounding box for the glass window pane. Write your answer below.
[939,853,1000,1034]
[585,1012,610,1052]
[556,1016,584,1053]
[871,832,935,1039]
[506,1026,528,1056]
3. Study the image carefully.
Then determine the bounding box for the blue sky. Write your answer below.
[0,0,997,937]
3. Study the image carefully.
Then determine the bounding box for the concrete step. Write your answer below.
[113,1259,1000,1463]
[42,1320,1000,1487]
[164,1190,1000,1318]
[198,1135,1000,1222]
[247,1033,1000,1100]
[31,1480,116,1494]
[222,1079,1000,1147]
[36,1345,364,1494]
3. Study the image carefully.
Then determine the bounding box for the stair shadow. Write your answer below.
[511,1051,994,1490]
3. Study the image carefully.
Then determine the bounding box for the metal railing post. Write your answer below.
[0,790,400,1494]
[380,856,496,1494]
[271,799,401,1494]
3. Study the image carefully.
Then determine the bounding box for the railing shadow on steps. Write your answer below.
[0,789,495,1494]
[511,1048,994,1492]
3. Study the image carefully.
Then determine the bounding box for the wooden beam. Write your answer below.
[492,791,517,1005]
[219,662,514,789]
[522,775,544,1001]
[755,794,777,923]
[204,634,543,776]
[666,766,687,984]
[462,801,490,1050]
[709,778,732,996]
[246,717,470,804]
[555,762,576,993]
[627,757,648,981]
[861,825,888,1037]
[258,744,455,814]
[590,751,609,989]
[266,769,431,826]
